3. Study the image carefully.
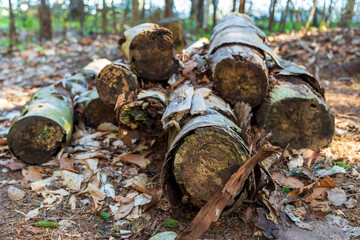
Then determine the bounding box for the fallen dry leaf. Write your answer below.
[23,166,42,182]
[68,195,77,210]
[271,172,305,188]
[116,153,150,169]
[182,61,197,75]
[2,159,27,170]
[59,157,77,173]
[288,175,337,198]
[114,202,134,220]
[327,187,347,206]
[7,186,25,201]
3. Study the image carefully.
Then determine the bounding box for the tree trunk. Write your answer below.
[39,0,52,41]
[115,89,167,136]
[304,0,317,31]
[164,0,173,18]
[132,0,139,26]
[191,0,198,19]
[140,0,146,20]
[96,62,138,105]
[8,0,16,53]
[7,59,111,164]
[256,75,334,150]
[208,14,268,107]
[268,0,277,32]
[280,0,290,32]
[161,86,250,207]
[196,0,204,30]
[158,17,186,51]
[121,0,130,26]
[112,0,117,34]
[102,0,107,34]
[118,23,179,81]
[212,0,217,27]
[232,0,237,12]
[312,7,319,27]
[290,0,303,28]
[319,0,326,26]
[325,0,333,27]
[95,4,99,33]
[340,0,355,28]
[239,0,245,13]
[202,0,211,29]
[75,88,117,128]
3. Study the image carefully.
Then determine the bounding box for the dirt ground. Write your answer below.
[0,28,359,240]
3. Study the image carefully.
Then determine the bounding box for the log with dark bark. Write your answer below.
[96,62,138,105]
[118,23,179,81]
[115,89,167,136]
[75,88,117,128]
[208,13,269,107]
[256,75,334,150]
[157,17,186,51]
[7,59,111,164]
[161,86,251,208]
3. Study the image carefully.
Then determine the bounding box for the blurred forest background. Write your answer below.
[0,0,359,53]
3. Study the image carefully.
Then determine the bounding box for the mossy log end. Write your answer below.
[157,17,186,51]
[256,76,334,150]
[118,23,179,81]
[75,89,117,128]
[162,111,249,207]
[209,45,268,107]
[7,84,73,164]
[96,63,138,105]
[115,89,167,136]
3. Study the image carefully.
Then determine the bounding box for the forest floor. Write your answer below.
[0,28,359,240]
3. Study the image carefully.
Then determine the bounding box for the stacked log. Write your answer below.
[118,23,179,81]
[7,59,111,164]
[208,13,269,107]
[161,86,252,208]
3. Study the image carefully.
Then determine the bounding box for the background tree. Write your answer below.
[8,0,16,53]
[268,0,277,32]
[340,0,355,27]
[132,0,139,26]
[102,0,107,34]
[191,0,198,19]
[232,0,237,12]
[304,0,317,31]
[325,0,333,26]
[112,0,117,34]
[213,0,217,26]
[239,0,245,13]
[39,0,52,41]
[280,0,290,32]
[203,0,211,29]
[196,0,204,30]
[164,0,173,17]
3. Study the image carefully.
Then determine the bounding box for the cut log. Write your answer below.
[157,17,186,51]
[7,84,73,164]
[256,75,334,150]
[209,45,268,107]
[96,62,138,105]
[118,23,179,81]
[115,89,167,136]
[75,88,117,128]
[162,86,250,207]
[7,59,110,164]
[208,14,269,107]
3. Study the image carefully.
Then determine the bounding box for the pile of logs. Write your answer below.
[7,14,334,212]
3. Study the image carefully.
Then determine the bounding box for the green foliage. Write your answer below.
[100,211,110,220]
[281,186,291,194]
[334,162,350,169]
[321,73,330,79]
[34,221,59,228]
[163,219,179,228]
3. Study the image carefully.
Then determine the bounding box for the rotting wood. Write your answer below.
[96,61,138,105]
[256,75,334,150]
[75,88,117,128]
[115,89,167,136]
[161,86,251,208]
[7,59,111,164]
[208,13,269,107]
[118,23,179,81]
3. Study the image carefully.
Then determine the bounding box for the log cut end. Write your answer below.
[129,28,177,80]
[173,126,248,203]
[84,98,116,128]
[8,116,66,164]
[211,45,268,107]
[256,77,334,150]
[97,63,138,105]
